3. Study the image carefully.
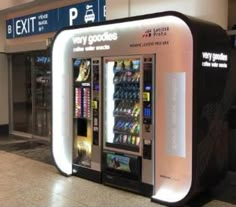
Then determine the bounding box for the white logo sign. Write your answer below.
[73,32,118,52]
[16,16,36,35]
[73,32,118,46]
[84,5,95,23]
[69,8,79,26]
[202,52,228,68]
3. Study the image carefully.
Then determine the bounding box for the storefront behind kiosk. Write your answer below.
[52,11,230,206]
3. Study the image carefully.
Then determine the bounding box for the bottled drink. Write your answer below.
[122,135,128,143]
[132,136,136,145]
[127,136,132,144]
[135,124,140,134]
[130,122,138,134]
[136,137,140,146]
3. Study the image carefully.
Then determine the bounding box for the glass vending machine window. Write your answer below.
[73,58,92,167]
[104,58,141,153]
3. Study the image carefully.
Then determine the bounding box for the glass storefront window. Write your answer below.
[11,51,51,140]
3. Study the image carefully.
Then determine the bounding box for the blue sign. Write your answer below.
[6,0,106,39]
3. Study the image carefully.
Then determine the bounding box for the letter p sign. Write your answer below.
[69,8,78,26]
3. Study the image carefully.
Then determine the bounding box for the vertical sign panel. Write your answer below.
[165,72,186,158]
[99,0,106,21]
[6,19,14,39]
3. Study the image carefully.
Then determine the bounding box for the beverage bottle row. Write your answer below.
[113,134,140,146]
[113,60,140,72]
[115,83,139,91]
[114,120,140,134]
[113,72,140,83]
[113,89,140,100]
[114,101,140,117]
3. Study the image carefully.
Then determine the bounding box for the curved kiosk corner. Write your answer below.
[52,11,230,206]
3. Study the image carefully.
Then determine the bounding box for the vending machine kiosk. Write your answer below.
[52,11,230,206]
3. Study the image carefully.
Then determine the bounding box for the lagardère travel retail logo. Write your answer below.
[142,27,169,38]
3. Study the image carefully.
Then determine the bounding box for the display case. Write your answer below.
[104,57,142,153]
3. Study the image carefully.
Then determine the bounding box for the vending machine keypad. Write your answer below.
[142,57,153,160]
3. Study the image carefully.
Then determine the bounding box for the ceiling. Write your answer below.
[0,0,64,13]
[0,0,36,11]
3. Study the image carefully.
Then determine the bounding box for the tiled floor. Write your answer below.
[0,136,236,207]
[0,135,53,165]
[0,150,163,207]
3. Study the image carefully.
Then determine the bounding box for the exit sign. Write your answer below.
[6,0,106,39]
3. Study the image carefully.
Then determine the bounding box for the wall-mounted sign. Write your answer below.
[6,0,106,39]
[72,31,118,52]
[201,52,228,69]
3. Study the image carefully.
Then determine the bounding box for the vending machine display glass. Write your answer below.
[103,56,154,195]
[73,58,92,167]
[104,57,141,154]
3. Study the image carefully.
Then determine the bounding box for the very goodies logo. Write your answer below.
[73,31,118,46]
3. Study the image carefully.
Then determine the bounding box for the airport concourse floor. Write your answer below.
[0,150,162,207]
[0,136,236,207]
